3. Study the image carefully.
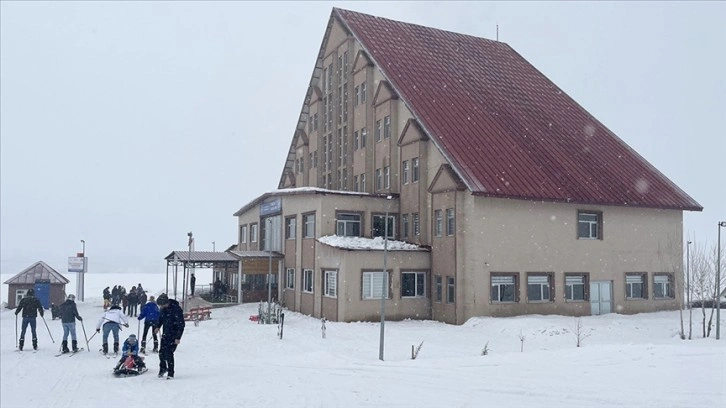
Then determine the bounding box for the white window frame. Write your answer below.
[303,214,315,238]
[286,268,295,289]
[303,269,314,293]
[654,273,674,299]
[402,214,409,239]
[446,208,455,236]
[626,273,646,299]
[446,276,455,304]
[384,115,391,138]
[578,211,601,239]
[336,213,361,237]
[324,270,337,298]
[285,217,296,240]
[434,209,443,237]
[250,223,258,243]
[383,166,390,189]
[240,225,248,244]
[401,271,426,298]
[491,274,517,303]
[413,213,420,236]
[527,273,552,303]
[362,271,389,300]
[412,158,420,182]
[565,274,587,302]
[402,160,409,185]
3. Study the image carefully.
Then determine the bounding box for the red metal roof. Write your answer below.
[334,8,702,211]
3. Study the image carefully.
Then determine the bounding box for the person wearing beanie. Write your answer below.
[14,289,44,351]
[153,293,185,379]
[137,295,160,353]
[96,303,129,355]
[113,333,146,373]
[59,294,83,353]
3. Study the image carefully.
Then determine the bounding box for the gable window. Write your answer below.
[527,273,554,302]
[435,275,442,302]
[401,271,426,298]
[361,82,367,103]
[303,214,315,238]
[373,214,396,239]
[578,211,602,239]
[383,166,390,189]
[626,272,647,299]
[412,213,420,236]
[285,216,296,240]
[324,270,337,298]
[362,271,389,300]
[446,277,455,303]
[286,268,295,289]
[446,208,455,236]
[250,223,258,243]
[412,158,420,182]
[402,161,409,185]
[565,273,589,301]
[402,214,409,239]
[336,213,361,237]
[375,119,383,142]
[240,225,248,244]
[434,210,443,237]
[360,127,367,148]
[653,273,674,299]
[354,86,360,106]
[491,273,519,303]
[303,269,314,293]
[383,116,391,138]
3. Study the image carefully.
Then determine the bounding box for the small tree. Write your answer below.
[518,330,525,352]
[411,341,424,360]
[481,342,490,356]
[574,317,590,347]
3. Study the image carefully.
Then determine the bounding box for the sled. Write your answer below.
[112,355,147,377]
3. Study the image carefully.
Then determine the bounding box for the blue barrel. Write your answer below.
[34,279,51,309]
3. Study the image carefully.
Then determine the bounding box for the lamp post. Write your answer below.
[717,221,726,340]
[79,240,86,302]
[687,240,693,339]
[379,195,393,361]
[267,218,273,324]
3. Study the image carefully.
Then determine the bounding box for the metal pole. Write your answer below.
[379,211,388,361]
[717,221,725,340]
[267,218,272,324]
[687,240,692,340]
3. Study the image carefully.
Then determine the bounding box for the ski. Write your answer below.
[69,348,85,356]
[55,352,69,357]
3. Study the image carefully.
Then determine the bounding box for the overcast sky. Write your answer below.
[1,1,724,277]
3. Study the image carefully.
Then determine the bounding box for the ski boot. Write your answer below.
[18,339,24,351]
[140,341,146,354]
[62,340,70,353]
[72,340,79,353]
[113,342,119,356]
[153,341,159,353]
[101,342,108,355]
[32,338,38,351]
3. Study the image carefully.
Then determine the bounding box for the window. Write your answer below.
[626,272,647,299]
[324,270,337,297]
[285,216,296,240]
[250,223,258,243]
[527,273,554,302]
[491,273,518,303]
[240,225,247,244]
[303,214,315,238]
[354,175,359,192]
[402,214,409,239]
[286,268,295,289]
[375,119,382,142]
[303,269,314,293]
[446,277,455,303]
[383,166,390,189]
[446,209,455,236]
[354,131,359,150]
[361,82,367,103]
[360,128,367,148]
[375,168,382,190]
[565,273,589,301]
[360,173,366,192]
[402,160,409,185]
[354,86,360,106]
[362,271,389,300]
[373,214,396,238]
[412,158,420,182]
[383,116,391,138]
[336,213,361,237]
[401,271,426,298]
[412,213,420,236]
[578,211,602,239]
[653,273,674,299]
[434,210,443,237]
[435,275,442,302]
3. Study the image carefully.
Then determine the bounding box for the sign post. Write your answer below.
[68,255,86,302]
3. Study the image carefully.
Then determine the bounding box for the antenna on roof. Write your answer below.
[496,24,499,41]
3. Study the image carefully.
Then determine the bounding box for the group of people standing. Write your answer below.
[14,286,185,379]
[101,284,146,316]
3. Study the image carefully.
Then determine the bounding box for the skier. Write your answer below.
[14,289,44,351]
[153,294,185,379]
[137,295,160,354]
[59,294,83,353]
[113,334,146,374]
[95,303,129,355]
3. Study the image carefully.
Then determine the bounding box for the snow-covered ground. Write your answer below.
[1,272,724,408]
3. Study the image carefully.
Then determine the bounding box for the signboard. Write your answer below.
[68,257,85,273]
[260,198,282,216]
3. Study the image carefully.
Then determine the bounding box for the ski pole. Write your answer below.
[88,330,98,343]
[15,314,18,348]
[81,320,90,352]
[137,319,140,339]
[41,315,55,343]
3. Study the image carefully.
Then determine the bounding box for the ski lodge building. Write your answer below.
[229,8,701,325]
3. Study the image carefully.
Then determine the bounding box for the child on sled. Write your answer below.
[113,334,146,375]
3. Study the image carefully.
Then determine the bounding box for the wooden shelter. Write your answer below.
[4,261,70,309]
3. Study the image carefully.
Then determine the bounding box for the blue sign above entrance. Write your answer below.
[260,198,282,216]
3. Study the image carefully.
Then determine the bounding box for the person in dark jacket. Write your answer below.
[59,294,83,353]
[14,289,44,351]
[190,273,196,297]
[127,286,139,317]
[153,294,185,379]
[51,303,61,320]
[102,287,111,310]
[137,295,160,354]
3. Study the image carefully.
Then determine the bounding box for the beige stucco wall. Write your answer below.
[458,195,683,322]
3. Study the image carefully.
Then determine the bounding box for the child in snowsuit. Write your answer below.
[114,334,145,372]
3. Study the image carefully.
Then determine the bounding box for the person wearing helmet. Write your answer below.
[113,333,146,374]
[14,289,44,351]
[59,294,83,353]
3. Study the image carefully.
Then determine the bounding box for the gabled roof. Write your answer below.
[333,8,702,211]
[4,261,70,285]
